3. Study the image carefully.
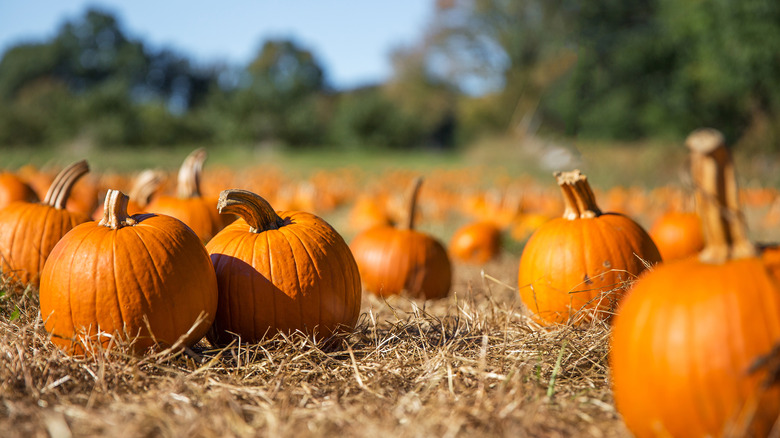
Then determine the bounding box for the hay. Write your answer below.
[0,257,630,437]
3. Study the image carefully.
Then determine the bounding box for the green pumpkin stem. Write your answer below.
[129,169,164,208]
[402,177,423,231]
[217,189,284,233]
[176,148,206,199]
[555,170,602,220]
[686,128,756,263]
[99,189,137,229]
[42,160,89,210]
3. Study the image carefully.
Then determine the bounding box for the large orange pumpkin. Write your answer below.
[205,189,361,344]
[0,160,92,287]
[146,148,225,242]
[39,189,218,355]
[350,177,452,300]
[611,129,780,437]
[517,170,661,325]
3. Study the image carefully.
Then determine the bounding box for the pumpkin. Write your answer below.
[146,148,225,242]
[350,177,452,300]
[91,169,165,220]
[39,189,218,355]
[611,129,780,437]
[449,220,502,264]
[0,160,92,287]
[648,210,704,261]
[205,189,361,344]
[517,170,661,325]
[0,171,39,209]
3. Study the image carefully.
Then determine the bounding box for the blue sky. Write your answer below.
[0,1,435,90]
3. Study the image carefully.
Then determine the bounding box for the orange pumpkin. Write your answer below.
[648,210,704,261]
[350,177,452,300]
[91,169,165,220]
[146,148,225,242]
[449,220,502,264]
[39,189,218,355]
[0,171,38,209]
[611,129,780,437]
[205,189,361,344]
[517,170,661,325]
[0,160,92,287]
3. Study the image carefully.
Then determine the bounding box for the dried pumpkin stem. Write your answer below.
[686,128,756,263]
[42,160,89,210]
[403,177,424,231]
[217,189,285,233]
[128,169,164,208]
[98,189,137,229]
[176,148,206,199]
[555,170,602,220]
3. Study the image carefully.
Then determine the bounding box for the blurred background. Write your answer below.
[1,0,779,185]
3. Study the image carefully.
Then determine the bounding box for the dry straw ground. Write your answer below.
[0,256,631,438]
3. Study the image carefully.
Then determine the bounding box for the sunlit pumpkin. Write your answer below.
[517,170,661,325]
[205,189,361,344]
[40,189,218,355]
[0,171,38,209]
[648,210,704,261]
[0,160,92,287]
[350,177,452,300]
[449,220,502,264]
[611,128,780,437]
[146,148,225,242]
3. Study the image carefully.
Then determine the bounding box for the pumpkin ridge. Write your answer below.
[4,205,27,275]
[66,224,102,346]
[264,230,277,336]
[37,206,55,275]
[281,227,311,331]
[286,222,332,329]
[308,220,354,323]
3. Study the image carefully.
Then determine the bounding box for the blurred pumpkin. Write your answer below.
[611,128,780,437]
[40,189,218,355]
[0,171,38,209]
[350,177,452,300]
[449,220,502,264]
[206,189,361,344]
[517,170,661,325]
[92,169,165,220]
[649,210,704,261]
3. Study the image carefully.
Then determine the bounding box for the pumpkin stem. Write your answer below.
[176,148,206,199]
[686,128,756,263]
[402,177,423,231]
[98,189,137,229]
[555,170,601,220]
[42,160,89,210]
[128,169,164,208]
[217,189,285,233]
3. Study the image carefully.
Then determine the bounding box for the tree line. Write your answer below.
[1,1,779,150]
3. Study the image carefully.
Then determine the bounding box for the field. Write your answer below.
[3,136,780,437]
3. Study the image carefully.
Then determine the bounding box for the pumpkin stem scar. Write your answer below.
[217,189,285,233]
[99,190,137,229]
[555,170,602,220]
[43,160,90,210]
[686,128,756,263]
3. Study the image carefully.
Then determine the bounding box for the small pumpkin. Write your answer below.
[40,189,218,355]
[648,210,704,261]
[146,148,226,242]
[350,177,452,300]
[449,220,502,264]
[611,129,780,437]
[517,170,661,325]
[0,171,39,209]
[0,160,92,286]
[206,189,361,344]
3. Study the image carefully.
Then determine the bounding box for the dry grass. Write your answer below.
[1,257,630,438]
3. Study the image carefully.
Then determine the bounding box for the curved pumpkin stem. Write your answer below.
[686,128,756,263]
[555,170,602,220]
[176,148,206,199]
[99,189,137,229]
[42,160,89,210]
[402,177,423,231]
[217,189,285,233]
[128,169,164,208]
